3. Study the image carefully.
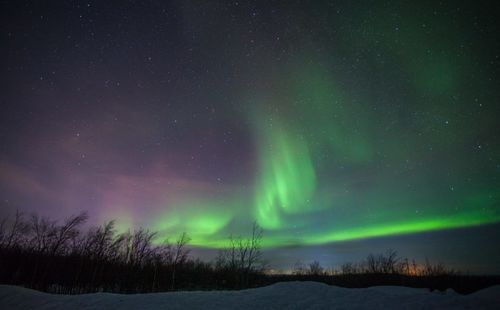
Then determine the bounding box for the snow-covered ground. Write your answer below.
[1,282,499,309]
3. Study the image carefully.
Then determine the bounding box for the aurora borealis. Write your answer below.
[1,1,499,272]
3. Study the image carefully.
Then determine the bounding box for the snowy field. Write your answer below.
[1,282,499,309]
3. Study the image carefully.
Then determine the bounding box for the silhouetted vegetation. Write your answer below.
[0,211,498,294]
[0,211,265,293]
[284,249,498,294]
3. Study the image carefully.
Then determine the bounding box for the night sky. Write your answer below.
[1,1,499,273]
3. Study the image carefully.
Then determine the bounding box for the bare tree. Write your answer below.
[422,258,455,276]
[243,221,263,274]
[215,221,264,287]
[49,212,88,255]
[127,228,157,266]
[399,257,411,275]
[293,261,307,275]
[29,213,56,254]
[340,262,356,275]
[364,249,399,274]
[381,249,399,274]
[1,210,29,249]
[170,232,190,289]
[150,243,172,292]
[0,215,6,247]
[84,220,121,261]
[216,234,238,271]
[308,261,324,276]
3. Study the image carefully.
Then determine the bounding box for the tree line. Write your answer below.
[292,249,455,277]
[1,210,498,294]
[0,210,264,293]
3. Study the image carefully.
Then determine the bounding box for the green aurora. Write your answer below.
[148,1,500,247]
[150,2,500,248]
[151,60,500,248]
[3,1,498,260]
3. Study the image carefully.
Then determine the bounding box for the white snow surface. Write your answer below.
[1,281,499,309]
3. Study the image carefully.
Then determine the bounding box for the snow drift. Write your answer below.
[1,281,499,309]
